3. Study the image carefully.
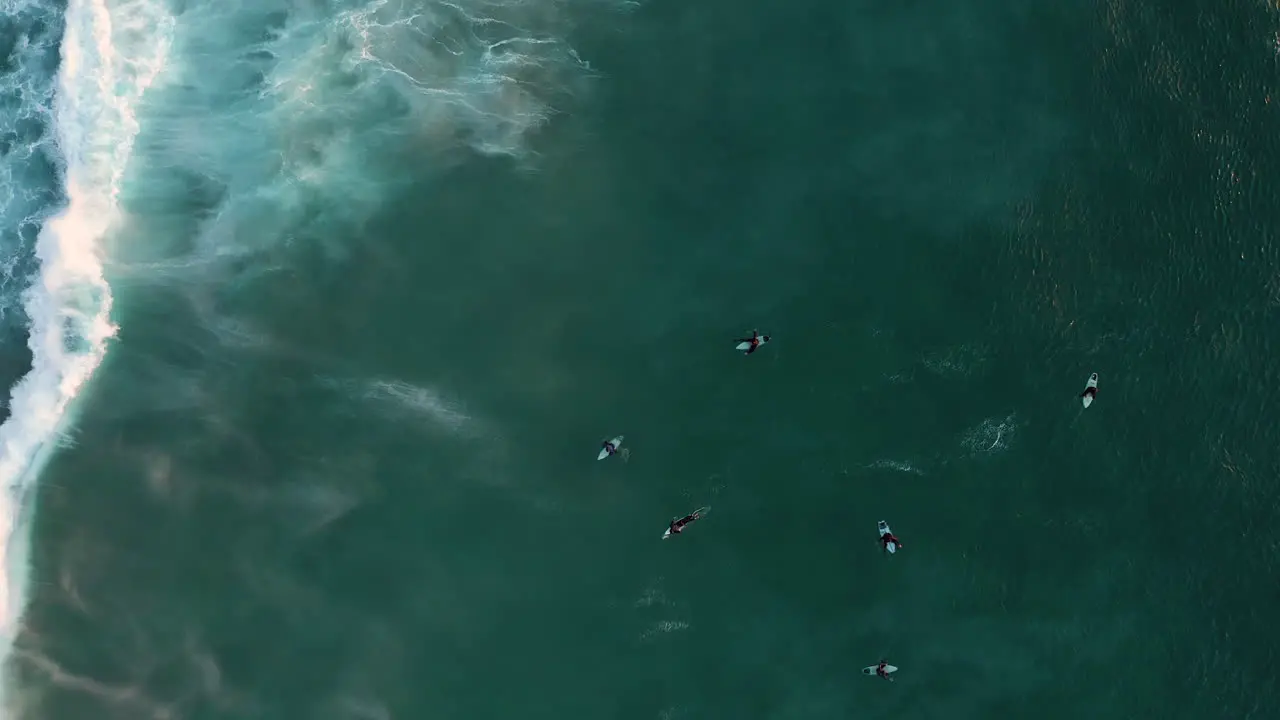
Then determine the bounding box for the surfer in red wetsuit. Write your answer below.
[736,329,770,355]
[875,661,894,681]
[881,532,902,552]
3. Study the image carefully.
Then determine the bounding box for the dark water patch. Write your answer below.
[577,0,1090,236]
[971,0,1280,715]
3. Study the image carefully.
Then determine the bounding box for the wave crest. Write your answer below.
[0,0,173,683]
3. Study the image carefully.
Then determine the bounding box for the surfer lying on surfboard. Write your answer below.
[667,509,704,536]
[1080,380,1098,402]
[736,329,770,355]
[875,661,894,681]
[880,531,902,552]
[601,439,619,457]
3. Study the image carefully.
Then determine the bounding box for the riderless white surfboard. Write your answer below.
[1082,373,1098,408]
[735,336,769,352]
[878,520,897,554]
[662,506,709,539]
[598,436,624,460]
[862,664,898,677]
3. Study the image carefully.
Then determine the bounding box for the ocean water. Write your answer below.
[0,0,1278,717]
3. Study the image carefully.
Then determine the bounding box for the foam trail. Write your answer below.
[0,0,172,679]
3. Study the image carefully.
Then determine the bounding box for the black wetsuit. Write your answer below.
[670,514,698,535]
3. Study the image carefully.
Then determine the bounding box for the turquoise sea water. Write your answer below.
[0,0,1278,718]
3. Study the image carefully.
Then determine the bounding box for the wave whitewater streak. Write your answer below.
[119,0,615,270]
[0,0,172,692]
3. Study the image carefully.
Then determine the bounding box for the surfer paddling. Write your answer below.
[663,508,708,539]
[601,439,619,457]
[877,520,902,554]
[1080,372,1099,408]
[863,658,898,680]
[736,329,771,355]
[667,509,704,537]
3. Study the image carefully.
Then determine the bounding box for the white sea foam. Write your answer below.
[0,0,172,687]
[865,458,925,475]
[961,413,1018,455]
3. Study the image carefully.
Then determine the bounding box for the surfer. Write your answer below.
[1080,385,1097,402]
[601,439,619,457]
[875,661,894,681]
[667,510,703,536]
[881,531,902,552]
[737,329,770,355]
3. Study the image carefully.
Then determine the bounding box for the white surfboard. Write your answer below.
[597,436,624,460]
[862,664,898,677]
[878,520,897,554]
[1082,373,1098,408]
[662,507,709,539]
[735,335,769,352]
